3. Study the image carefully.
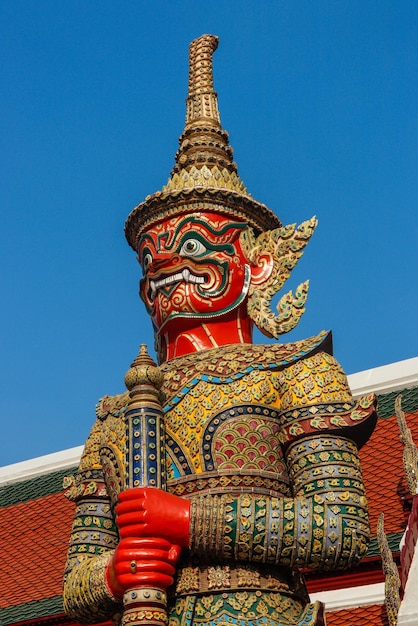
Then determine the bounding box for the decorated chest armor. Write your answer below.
[63,35,377,626]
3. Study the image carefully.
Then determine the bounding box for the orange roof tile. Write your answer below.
[326,603,389,625]
[360,409,418,537]
[0,492,74,608]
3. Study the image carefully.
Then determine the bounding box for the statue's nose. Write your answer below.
[150,253,182,272]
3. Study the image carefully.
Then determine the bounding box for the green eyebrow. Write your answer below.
[164,217,247,249]
[177,231,235,256]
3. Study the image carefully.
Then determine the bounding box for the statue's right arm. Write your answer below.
[62,420,123,623]
[187,432,370,572]
[185,352,377,573]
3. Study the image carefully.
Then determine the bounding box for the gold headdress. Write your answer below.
[125,35,317,337]
[125,34,281,251]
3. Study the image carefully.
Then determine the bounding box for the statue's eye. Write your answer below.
[179,238,207,257]
[142,253,153,273]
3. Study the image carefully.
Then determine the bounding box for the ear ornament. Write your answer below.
[240,216,318,338]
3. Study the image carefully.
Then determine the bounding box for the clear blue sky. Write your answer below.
[1,2,417,465]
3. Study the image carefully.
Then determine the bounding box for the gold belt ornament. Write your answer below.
[174,564,299,597]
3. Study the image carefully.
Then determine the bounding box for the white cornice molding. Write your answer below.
[348,357,418,397]
[310,582,385,610]
[0,445,83,486]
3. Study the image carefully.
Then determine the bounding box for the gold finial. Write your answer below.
[124,344,163,392]
[134,343,152,363]
[377,513,401,626]
[170,34,238,181]
[395,394,418,495]
[186,34,220,127]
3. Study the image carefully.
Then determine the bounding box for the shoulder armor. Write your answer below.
[95,391,129,421]
[162,330,331,377]
[281,393,378,451]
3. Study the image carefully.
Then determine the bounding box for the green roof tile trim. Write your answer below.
[367,531,403,558]
[0,595,63,626]
[0,466,78,507]
[376,386,418,420]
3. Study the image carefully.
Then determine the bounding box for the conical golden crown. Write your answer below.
[167,35,242,192]
[125,35,281,251]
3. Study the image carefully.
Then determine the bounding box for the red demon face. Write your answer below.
[138,212,251,333]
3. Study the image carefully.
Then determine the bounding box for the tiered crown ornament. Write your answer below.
[125,34,317,341]
[125,34,281,249]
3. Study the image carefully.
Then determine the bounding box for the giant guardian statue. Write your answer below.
[63,35,377,626]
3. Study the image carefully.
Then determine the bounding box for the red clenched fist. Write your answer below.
[116,487,191,548]
[106,537,181,598]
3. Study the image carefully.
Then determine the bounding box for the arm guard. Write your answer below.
[62,420,122,622]
[190,433,370,570]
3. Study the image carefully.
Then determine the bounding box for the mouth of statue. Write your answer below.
[148,268,208,301]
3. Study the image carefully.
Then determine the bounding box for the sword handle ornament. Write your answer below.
[122,345,168,626]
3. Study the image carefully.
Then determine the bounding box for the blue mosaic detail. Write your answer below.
[166,436,193,476]
[125,407,166,489]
